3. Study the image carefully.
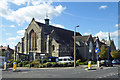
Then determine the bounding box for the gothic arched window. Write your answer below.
[52,45,55,51]
[29,30,37,51]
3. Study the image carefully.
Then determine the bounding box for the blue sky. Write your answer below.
[0,1,119,49]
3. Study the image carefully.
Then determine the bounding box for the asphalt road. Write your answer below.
[2,66,119,78]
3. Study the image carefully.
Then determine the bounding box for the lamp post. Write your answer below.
[74,25,79,68]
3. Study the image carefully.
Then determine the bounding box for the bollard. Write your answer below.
[4,62,7,70]
[97,61,100,67]
[13,62,17,71]
[88,61,91,69]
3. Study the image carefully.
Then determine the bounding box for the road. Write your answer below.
[2,66,119,78]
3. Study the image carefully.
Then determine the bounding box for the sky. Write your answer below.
[0,0,119,49]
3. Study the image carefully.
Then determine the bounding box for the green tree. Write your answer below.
[110,50,120,59]
[0,50,10,56]
[0,50,5,56]
[98,45,108,59]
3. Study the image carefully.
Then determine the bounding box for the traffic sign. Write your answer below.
[95,48,99,53]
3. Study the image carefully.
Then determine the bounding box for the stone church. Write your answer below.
[14,18,116,61]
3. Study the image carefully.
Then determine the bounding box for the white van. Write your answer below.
[58,56,74,63]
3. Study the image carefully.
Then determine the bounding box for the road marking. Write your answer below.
[18,72,28,73]
[104,76,106,77]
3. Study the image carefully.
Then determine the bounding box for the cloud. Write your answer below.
[5,33,12,36]
[17,30,25,36]
[6,36,22,41]
[115,24,120,27]
[52,24,64,28]
[94,30,119,40]
[99,5,108,9]
[10,25,15,28]
[0,42,16,49]
[63,11,75,16]
[39,20,64,28]
[84,32,91,35]
[0,0,66,24]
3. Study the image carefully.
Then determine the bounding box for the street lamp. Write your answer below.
[74,25,79,68]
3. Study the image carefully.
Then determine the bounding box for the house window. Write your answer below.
[52,45,55,51]
[18,47,20,51]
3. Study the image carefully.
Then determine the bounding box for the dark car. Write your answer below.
[112,59,120,64]
[100,60,113,67]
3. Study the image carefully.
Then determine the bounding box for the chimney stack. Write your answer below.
[45,18,49,26]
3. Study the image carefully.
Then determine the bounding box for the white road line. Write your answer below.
[104,76,106,77]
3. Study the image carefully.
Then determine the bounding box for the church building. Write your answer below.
[14,17,116,61]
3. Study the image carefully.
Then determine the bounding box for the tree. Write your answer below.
[0,50,5,56]
[110,50,120,59]
[0,50,10,56]
[98,45,108,59]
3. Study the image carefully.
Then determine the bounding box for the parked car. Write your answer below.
[112,59,120,64]
[58,56,74,63]
[100,60,113,67]
[48,57,58,62]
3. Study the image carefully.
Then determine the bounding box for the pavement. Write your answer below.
[1,64,119,78]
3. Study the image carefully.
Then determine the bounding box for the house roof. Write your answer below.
[0,46,8,50]
[75,35,90,42]
[93,37,97,42]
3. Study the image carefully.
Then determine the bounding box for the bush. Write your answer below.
[51,62,58,67]
[7,59,14,63]
[18,63,22,67]
[7,60,16,67]
[39,64,43,68]
[35,59,41,62]
[91,61,96,64]
[24,64,30,67]
[43,59,47,63]
[67,62,74,67]
[83,61,88,65]
[43,64,47,68]
[78,62,84,65]
[30,63,34,67]
[58,63,63,67]
[46,62,52,67]
[63,63,68,67]
[77,59,81,64]
[20,61,29,67]
[16,60,21,64]
[32,61,39,68]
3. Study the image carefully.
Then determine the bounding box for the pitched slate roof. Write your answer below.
[75,35,90,42]
[35,21,82,45]
[0,46,8,50]
[92,37,97,42]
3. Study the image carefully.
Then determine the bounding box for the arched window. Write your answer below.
[18,47,20,52]
[52,45,55,51]
[29,30,37,51]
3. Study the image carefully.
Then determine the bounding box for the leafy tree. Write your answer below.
[98,45,108,59]
[0,50,10,57]
[110,50,120,59]
[0,50,5,56]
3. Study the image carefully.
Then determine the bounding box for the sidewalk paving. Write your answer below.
[3,64,95,70]
[2,64,118,71]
